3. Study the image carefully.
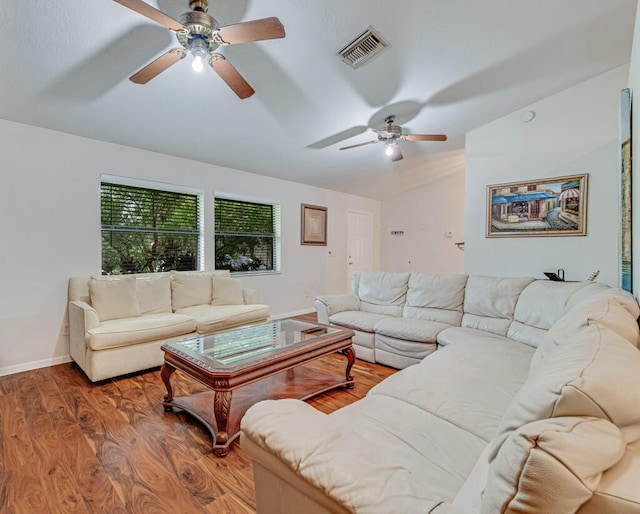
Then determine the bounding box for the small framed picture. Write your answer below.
[301,204,327,245]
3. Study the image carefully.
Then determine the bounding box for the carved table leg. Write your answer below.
[341,346,356,389]
[161,362,176,411]
[213,389,232,457]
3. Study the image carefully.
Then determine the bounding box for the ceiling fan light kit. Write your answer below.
[339,114,447,162]
[114,0,285,98]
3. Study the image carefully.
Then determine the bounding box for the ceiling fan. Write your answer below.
[113,0,285,98]
[339,115,447,162]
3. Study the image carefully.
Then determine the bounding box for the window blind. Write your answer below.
[101,182,201,274]
[214,197,280,273]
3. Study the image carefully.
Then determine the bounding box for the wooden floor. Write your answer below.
[0,315,395,513]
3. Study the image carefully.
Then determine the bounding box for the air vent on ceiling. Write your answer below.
[337,26,389,69]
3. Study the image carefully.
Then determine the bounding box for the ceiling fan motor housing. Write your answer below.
[177,10,225,52]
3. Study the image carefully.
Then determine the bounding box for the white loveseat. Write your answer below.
[68,270,270,382]
[240,273,640,513]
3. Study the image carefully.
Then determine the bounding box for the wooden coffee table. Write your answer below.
[160,319,355,456]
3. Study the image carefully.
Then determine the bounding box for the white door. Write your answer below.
[347,211,373,290]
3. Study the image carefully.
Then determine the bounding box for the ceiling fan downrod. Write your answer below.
[189,0,208,12]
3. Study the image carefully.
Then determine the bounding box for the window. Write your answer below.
[101,181,202,274]
[215,197,280,273]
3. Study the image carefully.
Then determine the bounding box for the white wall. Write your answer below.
[465,65,629,286]
[629,7,640,296]
[0,119,380,374]
[381,159,465,273]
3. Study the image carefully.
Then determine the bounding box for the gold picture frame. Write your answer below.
[301,204,327,245]
[486,174,588,237]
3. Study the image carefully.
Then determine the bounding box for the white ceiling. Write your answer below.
[0,0,636,199]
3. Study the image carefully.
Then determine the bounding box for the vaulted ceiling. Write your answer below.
[0,0,636,199]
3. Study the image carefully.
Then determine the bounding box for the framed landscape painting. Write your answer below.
[486,174,588,237]
[301,203,327,245]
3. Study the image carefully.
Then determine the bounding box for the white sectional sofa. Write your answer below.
[314,271,611,369]
[241,273,640,513]
[68,270,269,382]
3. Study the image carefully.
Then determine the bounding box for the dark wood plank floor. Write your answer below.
[0,315,395,513]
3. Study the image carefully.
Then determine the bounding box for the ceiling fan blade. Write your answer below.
[130,49,184,84]
[390,144,404,162]
[404,134,448,142]
[307,126,368,149]
[339,140,379,151]
[210,55,255,99]
[217,17,285,44]
[113,0,185,31]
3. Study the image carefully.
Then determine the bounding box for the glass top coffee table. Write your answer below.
[160,318,355,456]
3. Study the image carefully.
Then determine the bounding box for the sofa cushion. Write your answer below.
[175,304,270,334]
[461,276,534,337]
[374,335,436,367]
[482,417,626,514]
[212,277,245,306]
[507,280,592,348]
[87,313,195,350]
[357,271,410,317]
[89,275,141,322]
[136,273,172,314]
[374,317,453,343]
[531,293,640,370]
[489,321,640,463]
[242,396,486,514]
[369,338,534,442]
[436,326,511,348]
[403,273,467,325]
[170,271,216,310]
[329,310,391,333]
[580,439,640,513]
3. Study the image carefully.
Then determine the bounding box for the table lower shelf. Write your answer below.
[163,362,354,456]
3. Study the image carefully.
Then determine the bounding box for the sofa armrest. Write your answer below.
[243,288,258,305]
[68,300,100,369]
[241,399,443,513]
[241,399,348,509]
[314,294,360,324]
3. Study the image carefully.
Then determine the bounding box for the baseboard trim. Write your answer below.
[1,310,316,377]
[0,355,73,377]
[269,308,315,320]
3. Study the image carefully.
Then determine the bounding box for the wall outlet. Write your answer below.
[445,230,454,238]
[62,323,69,336]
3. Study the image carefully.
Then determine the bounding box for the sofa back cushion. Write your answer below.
[403,273,468,325]
[356,271,410,317]
[531,292,640,370]
[489,317,640,463]
[170,271,231,311]
[89,275,141,322]
[507,280,593,348]
[212,277,245,306]
[482,417,626,514]
[136,273,172,314]
[461,276,534,336]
